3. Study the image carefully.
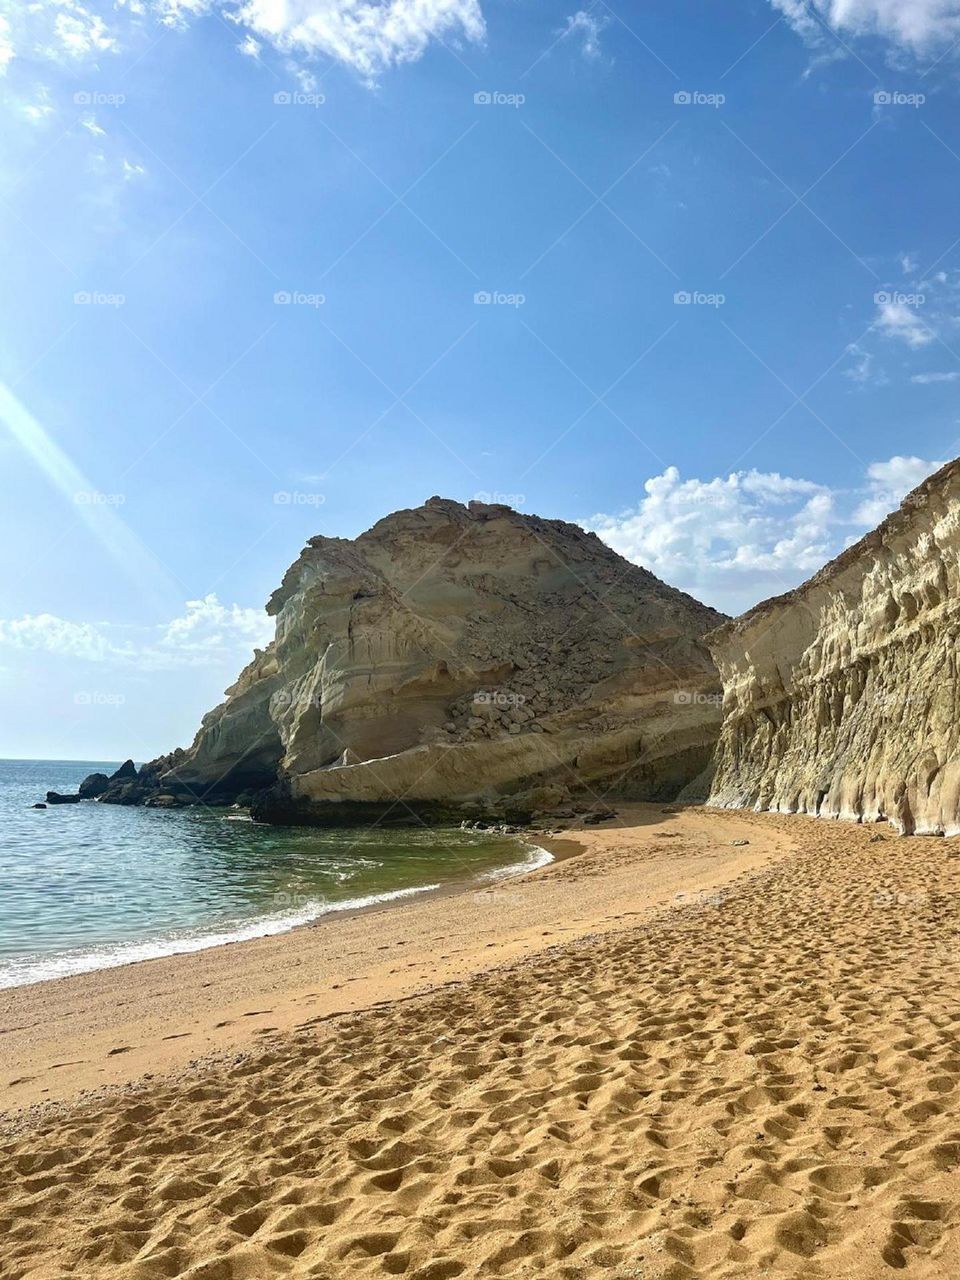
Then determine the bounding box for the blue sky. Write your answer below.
[1,0,959,759]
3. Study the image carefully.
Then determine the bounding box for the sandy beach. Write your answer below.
[3,804,960,1277]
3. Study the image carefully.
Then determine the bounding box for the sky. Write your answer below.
[1,0,959,760]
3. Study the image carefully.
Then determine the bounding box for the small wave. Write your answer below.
[0,882,441,991]
[478,841,554,881]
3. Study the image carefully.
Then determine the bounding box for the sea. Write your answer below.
[0,759,550,990]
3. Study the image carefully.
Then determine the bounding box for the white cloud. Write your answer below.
[911,370,960,383]
[224,0,485,81]
[873,299,933,348]
[587,456,944,614]
[557,10,608,60]
[852,454,945,525]
[843,342,885,384]
[0,594,273,669]
[44,1,119,60]
[80,113,105,135]
[2,0,485,86]
[121,156,146,179]
[772,0,960,51]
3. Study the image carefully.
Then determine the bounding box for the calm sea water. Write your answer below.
[0,759,548,989]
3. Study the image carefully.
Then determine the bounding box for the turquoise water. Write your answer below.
[0,760,548,989]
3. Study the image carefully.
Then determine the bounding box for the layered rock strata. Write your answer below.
[707,459,960,835]
[99,499,726,824]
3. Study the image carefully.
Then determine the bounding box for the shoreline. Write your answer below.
[0,804,789,1116]
[0,825,566,994]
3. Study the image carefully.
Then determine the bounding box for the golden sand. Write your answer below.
[2,806,960,1278]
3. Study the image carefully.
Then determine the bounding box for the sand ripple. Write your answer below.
[2,814,960,1278]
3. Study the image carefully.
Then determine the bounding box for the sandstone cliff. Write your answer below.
[707,459,960,835]
[134,498,725,823]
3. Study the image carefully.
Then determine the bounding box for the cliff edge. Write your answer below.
[706,459,960,835]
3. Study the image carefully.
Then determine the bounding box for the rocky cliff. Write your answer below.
[707,459,960,835]
[123,498,725,823]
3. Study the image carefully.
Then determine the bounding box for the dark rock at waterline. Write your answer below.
[46,791,82,805]
[31,802,47,809]
[78,771,111,798]
[249,779,535,828]
[109,759,138,781]
[98,779,145,806]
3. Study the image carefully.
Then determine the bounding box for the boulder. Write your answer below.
[78,772,110,798]
[109,759,138,781]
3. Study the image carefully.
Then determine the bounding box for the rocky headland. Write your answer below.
[707,458,960,835]
[62,498,726,824]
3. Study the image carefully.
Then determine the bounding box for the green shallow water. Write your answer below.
[0,760,549,989]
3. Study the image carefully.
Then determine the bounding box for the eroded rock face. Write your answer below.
[147,498,725,822]
[707,460,960,836]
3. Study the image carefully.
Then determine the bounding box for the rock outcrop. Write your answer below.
[117,498,725,823]
[707,459,960,835]
[78,771,110,799]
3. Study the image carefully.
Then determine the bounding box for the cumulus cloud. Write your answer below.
[851,454,945,525]
[2,0,485,84]
[228,0,485,80]
[586,456,944,614]
[0,595,273,669]
[771,0,960,51]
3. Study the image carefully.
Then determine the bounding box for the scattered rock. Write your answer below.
[31,803,47,809]
[731,839,750,846]
[582,809,618,825]
[45,792,81,805]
